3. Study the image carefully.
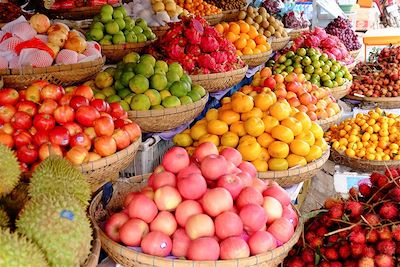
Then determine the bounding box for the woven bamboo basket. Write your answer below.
[258,149,330,187]
[286,27,309,40]
[316,106,343,131]
[345,95,400,109]
[346,61,357,72]
[0,56,105,89]
[349,49,361,59]
[89,174,303,267]
[326,81,352,100]
[83,223,101,267]
[127,93,209,133]
[222,9,240,22]
[101,41,155,63]
[331,148,400,173]
[204,13,224,25]
[240,50,273,67]
[78,137,141,192]
[271,37,290,51]
[190,65,248,93]
[150,25,170,38]
[42,5,102,20]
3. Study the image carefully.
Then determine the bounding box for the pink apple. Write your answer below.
[217,174,244,199]
[202,187,233,217]
[248,231,277,255]
[220,236,250,260]
[172,228,191,257]
[201,154,228,180]
[151,171,176,190]
[214,211,243,240]
[128,194,158,223]
[177,173,207,200]
[193,142,219,162]
[162,147,190,174]
[263,184,291,206]
[220,147,242,166]
[238,161,257,178]
[104,212,129,242]
[140,187,155,200]
[185,213,215,240]
[239,204,267,233]
[177,163,201,180]
[236,187,264,209]
[154,185,182,211]
[237,172,253,187]
[268,217,294,243]
[175,200,203,227]
[252,178,267,193]
[186,237,220,261]
[119,218,149,246]
[282,205,299,227]
[150,211,177,236]
[123,192,136,208]
[153,164,165,174]
[263,196,283,224]
[141,231,172,257]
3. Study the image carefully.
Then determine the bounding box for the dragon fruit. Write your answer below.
[313,27,328,40]
[181,55,196,72]
[198,54,216,70]
[204,26,220,38]
[184,28,201,45]
[304,35,321,48]
[320,38,335,49]
[211,51,228,65]
[200,36,219,53]
[226,51,238,64]
[168,44,185,60]
[186,45,201,56]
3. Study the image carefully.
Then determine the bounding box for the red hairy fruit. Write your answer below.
[358,183,372,198]
[339,244,351,259]
[364,214,380,226]
[329,204,344,219]
[391,225,400,241]
[286,256,305,267]
[324,247,339,260]
[349,230,366,244]
[301,248,314,263]
[377,227,392,240]
[358,257,374,267]
[389,188,400,201]
[366,229,379,243]
[345,201,364,218]
[379,202,398,220]
[376,240,395,255]
[374,254,394,267]
[363,246,376,258]
[351,243,365,257]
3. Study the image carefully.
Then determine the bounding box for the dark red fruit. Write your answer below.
[351,243,365,257]
[301,248,314,263]
[324,247,339,260]
[366,229,379,243]
[339,244,351,259]
[377,227,392,240]
[391,225,400,241]
[329,204,344,219]
[286,256,305,267]
[358,257,374,267]
[374,254,394,267]
[364,214,380,226]
[363,246,376,258]
[358,183,372,198]
[389,188,400,201]
[379,202,398,220]
[345,201,364,218]
[377,240,395,255]
[349,230,366,244]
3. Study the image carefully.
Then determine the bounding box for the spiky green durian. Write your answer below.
[28,156,91,208]
[0,208,9,229]
[0,228,49,267]
[16,195,93,267]
[0,144,21,197]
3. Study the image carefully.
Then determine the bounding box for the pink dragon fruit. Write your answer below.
[320,38,335,49]
[216,36,235,52]
[200,36,219,53]
[198,68,211,74]
[330,47,342,60]
[186,45,201,56]
[226,51,238,64]
[181,55,196,72]
[198,54,216,71]
[304,35,321,48]
[313,27,328,40]
[211,51,228,65]
[204,26,220,38]
[212,64,225,73]
[184,28,201,45]
[168,44,185,59]
[163,24,184,43]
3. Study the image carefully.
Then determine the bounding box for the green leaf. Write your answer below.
[301,209,328,220]
[315,247,321,265]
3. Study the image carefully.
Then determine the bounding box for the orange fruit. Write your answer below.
[247,39,256,49]
[239,33,250,40]
[296,132,315,146]
[215,23,224,34]
[239,21,250,33]
[268,141,290,159]
[256,44,268,52]
[205,108,219,121]
[199,134,220,147]
[257,132,275,148]
[259,147,270,161]
[244,117,265,137]
[251,158,268,172]
[237,139,262,161]
[230,121,246,137]
[268,158,288,171]
[236,50,243,56]
[253,48,261,54]
[239,135,257,144]
[290,139,311,156]
[190,123,208,140]
[281,117,303,136]
[242,47,253,55]
[218,109,240,125]
[221,22,229,32]
[241,107,263,121]
[255,35,267,45]
[271,125,294,144]
[207,119,229,135]
[221,131,239,147]
[234,38,247,50]
[305,145,323,162]
[229,22,240,35]
[248,30,258,39]
[315,138,328,152]
[254,93,274,111]
[226,32,238,43]
[310,122,324,139]
[231,92,254,113]
[269,101,291,121]
[294,111,312,131]
[263,116,280,133]
[287,154,307,168]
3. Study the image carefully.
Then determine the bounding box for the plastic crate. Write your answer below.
[120,136,174,177]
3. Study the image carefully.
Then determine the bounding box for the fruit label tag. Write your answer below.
[60,210,75,221]
[160,242,168,249]
[192,19,204,34]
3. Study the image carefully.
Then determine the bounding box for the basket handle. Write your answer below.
[102,182,114,207]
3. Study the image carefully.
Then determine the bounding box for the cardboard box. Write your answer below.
[355,6,380,30]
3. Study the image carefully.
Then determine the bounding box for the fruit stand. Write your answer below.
[1,1,400,266]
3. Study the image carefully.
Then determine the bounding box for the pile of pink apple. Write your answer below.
[0,81,141,172]
[104,142,299,261]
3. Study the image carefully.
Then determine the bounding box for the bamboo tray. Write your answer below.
[127,93,208,133]
[222,9,240,22]
[258,149,330,187]
[89,174,303,267]
[41,5,102,20]
[345,94,400,109]
[150,25,170,38]
[326,81,352,100]
[240,50,273,67]
[190,65,248,93]
[203,13,224,25]
[331,148,400,173]
[286,27,309,40]
[102,41,155,63]
[0,56,105,89]
[316,106,343,131]
[271,37,290,51]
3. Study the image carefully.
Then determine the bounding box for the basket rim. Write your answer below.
[316,105,343,125]
[345,94,400,103]
[127,93,209,118]
[77,136,141,172]
[258,149,330,179]
[285,27,310,33]
[89,174,303,265]
[149,25,170,30]
[0,56,105,75]
[240,50,273,60]
[101,40,156,50]
[222,9,240,14]
[271,36,291,44]
[203,13,224,19]
[190,65,248,81]
[331,148,400,166]
[324,81,353,92]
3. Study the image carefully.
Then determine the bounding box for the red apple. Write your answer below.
[150,211,177,236]
[104,212,129,242]
[84,127,97,140]
[38,99,58,114]
[59,94,73,106]
[41,84,64,101]
[65,145,88,165]
[17,144,38,164]
[186,237,220,261]
[263,196,283,224]
[38,143,63,161]
[236,187,263,209]
[175,200,203,227]
[220,236,250,260]
[74,85,94,100]
[239,204,267,232]
[70,132,91,150]
[90,98,109,112]
[217,174,243,199]
[0,123,14,135]
[162,147,190,174]
[238,161,257,178]
[140,187,155,200]
[16,100,37,116]
[54,105,75,124]
[263,184,291,206]
[69,95,89,110]
[0,88,19,105]
[94,116,114,136]
[109,102,127,119]
[75,105,100,127]
[128,194,158,223]
[172,228,191,257]
[49,126,70,146]
[0,133,13,148]
[220,147,242,166]
[25,84,41,103]
[248,231,277,255]
[123,122,141,142]
[237,172,252,187]
[177,173,207,200]
[177,163,201,180]
[202,187,233,217]
[123,192,136,208]
[11,111,32,130]
[152,171,176,190]
[252,178,267,193]
[94,136,117,157]
[201,154,228,180]
[268,217,294,243]
[282,205,298,227]
[13,130,32,148]
[193,142,219,162]
[0,105,16,123]
[215,211,243,240]
[185,213,215,240]
[141,231,172,257]
[119,218,149,246]
[112,129,131,150]
[87,151,101,162]
[33,113,55,132]
[63,122,83,136]
[154,185,182,211]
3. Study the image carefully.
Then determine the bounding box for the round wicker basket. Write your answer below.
[345,95,400,109]
[190,65,248,93]
[203,13,224,25]
[83,222,101,267]
[326,81,352,100]
[258,149,330,187]
[127,93,209,133]
[78,137,141,192]
[316,106,343,131]
[150,25,170,38]
[271,37,290,51]
[222,9,240,22]
[240,50,273,67]
[286,27,309,40]
[42,5,102,20]
[101,41,155,63]
[349,49,361,59]
[89,174,303,267]
[346,61,357,72]
[0,56,105,89]
[331,148,400,173]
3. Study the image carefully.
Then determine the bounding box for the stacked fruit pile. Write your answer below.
[205,0,246,10]
[284,168,400,267]
[0,82,141,171]
[215,21,271,56]
[88,53,207,111]
[326,108,400,161]
[250,67,341,121]
[325,17,361,52]
[147,16,244,74]
[237,6,288,39]
[87,5,156,45]
[267,47,352,88]
[175,0,222,16]
[104,144,299,260]
[174,90,327,172]
[0,148,93,266]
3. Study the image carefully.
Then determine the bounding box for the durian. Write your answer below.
[16,195,93,267]
[0,207,9,228]
[0,144,21,197]
[29,156,91,208]
[0,228,49,267]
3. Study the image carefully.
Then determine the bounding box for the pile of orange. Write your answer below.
[326,108,400,161]
[215,21,271,56]
[173,89,327,172]
[175,0,221,16]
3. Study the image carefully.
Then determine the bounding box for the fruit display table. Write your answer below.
[362,27,400,61]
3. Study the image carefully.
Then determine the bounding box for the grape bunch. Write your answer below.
[282,11,310,29]
[326,17,361,51]
[263,0,284,15]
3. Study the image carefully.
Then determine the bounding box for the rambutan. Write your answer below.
[320,260,331,267]
[377,240,396,255]
[309,236,323,248]
[379,202,398,220]
[392,225,400,241]
[377,227,392,240]
[287,257,306,267]
[346,201,364,218]
[343,260,357,267]
[370,172,387,186]
[325,198,340,209]
[363,246,376,258]
[358,256,375,267]
[324,247,339,260]
[328,234,339,243]
[389,188,400,202]
[349,187,359,199]
[329,204,344,219]
[305,232,316,242]
[339,244,351,259]
[331,262,342,267]
[366,229,379,243]
[374,254,395,267]
[339,230,349,238]
[301,248,314,263]
[363,213,381,226]
[358,183,372,198]
[350,230,366,244]
[316,227,328,237]
[351,243,366,258]
[384,168,399,179]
